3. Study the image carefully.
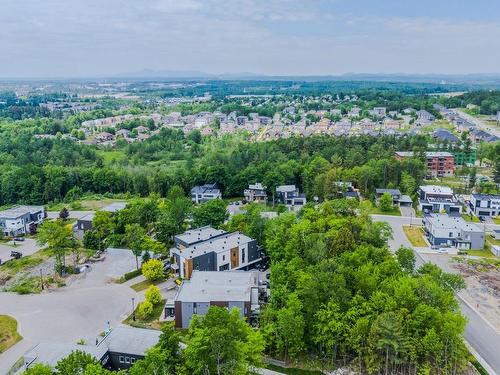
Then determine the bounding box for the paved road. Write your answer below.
[455,109,500,138]
[0,239,41,265]
[46,210,95,220]
[0,249,140,374]
[372,214,500,375]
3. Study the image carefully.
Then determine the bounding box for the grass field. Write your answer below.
[0,315,22,353]
[465,249,496,258]
[403,226,427,247]
[130,277,166,292]
[369,206,402,216]
[0,248,52,278]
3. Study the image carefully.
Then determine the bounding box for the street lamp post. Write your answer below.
[132,297,136,321]
[39,269,44,290]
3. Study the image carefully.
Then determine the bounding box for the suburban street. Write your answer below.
[372,214,500,375]
[0,249,142,374]
[455,109,500,138]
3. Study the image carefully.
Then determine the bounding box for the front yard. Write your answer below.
[0,315,22,353]
[403,225,428,247]
[123,299,166,330]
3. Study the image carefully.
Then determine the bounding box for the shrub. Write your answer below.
[137,300,153,320]
[142,259,164,281]
[145,285,162,305]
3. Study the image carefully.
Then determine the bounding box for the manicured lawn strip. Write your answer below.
[403,226,427,247]
[487,235,500,246]
[493,217,500,225]
[465,249,496,258]
[130,277,166,292]
[0,315,22,353]
[369,207,402,216]
[461,214,480,223]
[123,299,165,329]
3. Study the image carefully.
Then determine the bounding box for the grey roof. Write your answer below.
[79,212,95,222]
[420,185,454,195]
[425,214,482,233]
[175,226,226,246]
[376,188,401,196]
[103,325,160,356]
[175,231,254,259]
[395,151,453,158]
[472,193,500,200]
[276,184,297,192]
[433,129,459,142]
[0,205,43,219]
[399,195,413,203]
[191,183,221,196]
[175,270,259,303]
[23,326,159,369]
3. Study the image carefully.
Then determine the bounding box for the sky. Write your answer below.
[1,0,500,78]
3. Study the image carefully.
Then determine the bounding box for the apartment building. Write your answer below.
[395,151,454,178]
[170,226,261,279]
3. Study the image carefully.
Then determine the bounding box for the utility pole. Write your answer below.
[132,297,136,321]
[39,269,44,290]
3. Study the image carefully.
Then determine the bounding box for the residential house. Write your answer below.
[190,183,222,204]
[243,183,267,203]
[418,185,461,214]
[23,326,161,371]
[168,270,261,328]
[423,214,484,250]
[470,129,499,143]
[432,129,459,144]
[275,185,307,209]
[470,194,500,217]
[347,107,361,118]
[416,110,435,124]
[115,129,131,138]
[375,189,402,204]
[370,107,386,117]
[94,132,115,142]
[74,202,126,240]
[0,206,45,236]
[169,226,261,279]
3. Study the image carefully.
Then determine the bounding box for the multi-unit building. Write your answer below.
[470,194,500,218]
[190,183,222,204]
[423,214,484,250]
[170,226,261,279]
[0,206,45,237]
[167,270,261,328]
[275,185,307,209]
[243,183,267,203]
[418,185,462,214]
[23,326,160,371]
[395,151,454,178]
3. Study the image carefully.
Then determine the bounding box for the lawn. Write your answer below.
[464,249,496,258]
[0,248,52,278]
[487,235,500,246]
[493,217,500,225]
[123,299,165,329]
[130,277,166,292]
[0,315,22,353]
[403,226,428,247]
[461,214,480,223]
[369,206,402,216]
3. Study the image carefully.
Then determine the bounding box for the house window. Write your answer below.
[242,248,245,263]
[119,356,124,363]
[193,302,197,314]
[222,255,225,261]
[125,357,130,364]
[449,232,453,237]
[131,358,136,364]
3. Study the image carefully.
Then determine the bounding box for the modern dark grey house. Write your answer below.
[190,183,222,204]
[418,185,461,214]
[23,326,161,371]
[169,270,261,328]
[470,193,500,217]
[244,183,267,203]
[170,226,261,279]
[423,214,484,250]
[73,202,127,240]
[0,205,44,236]
[275,185,306,209]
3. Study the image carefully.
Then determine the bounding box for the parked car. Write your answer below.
[13,237,25,242]
[10,251,22,259]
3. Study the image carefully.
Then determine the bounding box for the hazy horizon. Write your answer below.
[2,0,499,78]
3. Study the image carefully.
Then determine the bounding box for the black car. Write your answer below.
[13,237,25,242]
[10,251,22,259]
